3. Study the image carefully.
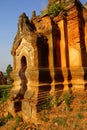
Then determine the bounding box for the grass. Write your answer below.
[40,110,50,122]
[63,91,71,107]
[0,85,12,89]
[0,86,87,129]
[52,116,67,126]
[15,115,23,126]
[39,91,73,112]
[77,113,84,119]
[0,85,12,104]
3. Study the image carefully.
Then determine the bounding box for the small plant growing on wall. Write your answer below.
[41,2,65,17]
[48,2,64,17]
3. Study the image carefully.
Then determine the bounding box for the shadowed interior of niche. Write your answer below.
[52,22,64,97]
[37,35,52,83]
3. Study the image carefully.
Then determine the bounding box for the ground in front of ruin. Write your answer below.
[0,90,87,130]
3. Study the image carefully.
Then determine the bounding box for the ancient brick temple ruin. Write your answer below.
[8,0,87,120]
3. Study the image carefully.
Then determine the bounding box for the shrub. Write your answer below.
[40,2,65,17]
[63,91,71,107]
[77,113,84,119]
[48,2,65,17]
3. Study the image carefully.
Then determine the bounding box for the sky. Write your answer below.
[0,0,86,72]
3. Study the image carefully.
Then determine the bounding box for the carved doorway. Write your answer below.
[17,56,27,99]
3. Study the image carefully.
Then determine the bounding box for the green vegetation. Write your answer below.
[51,97,59,107]
[40,110,50,122]
[0,112,13,127]
[52,116,67,126]
[41,2,65,17]
[77,113,84,119]
[48,2,65,17]
[51,96,63,107]
[1,91,9,102]
[0,85,12,90]
[40,91,73,111]
[6,64,12,78]
[63,91,73,111]
[40,116,49,122]
[11,115,23,130]
[39,95,52,110]
[15,115,22,126]
[0,85,12,104]
[6,64,13,84]
[0,89,87,129]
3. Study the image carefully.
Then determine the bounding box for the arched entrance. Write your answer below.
[15,56,27,99]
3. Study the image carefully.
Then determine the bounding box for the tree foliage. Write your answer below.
[6,64,12,78]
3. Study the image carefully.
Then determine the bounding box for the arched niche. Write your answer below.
[21,56,27,68]
[15,56,27,99]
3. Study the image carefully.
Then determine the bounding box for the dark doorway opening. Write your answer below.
[16,56,27,99]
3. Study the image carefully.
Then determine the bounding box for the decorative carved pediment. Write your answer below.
[16,38,33,56]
